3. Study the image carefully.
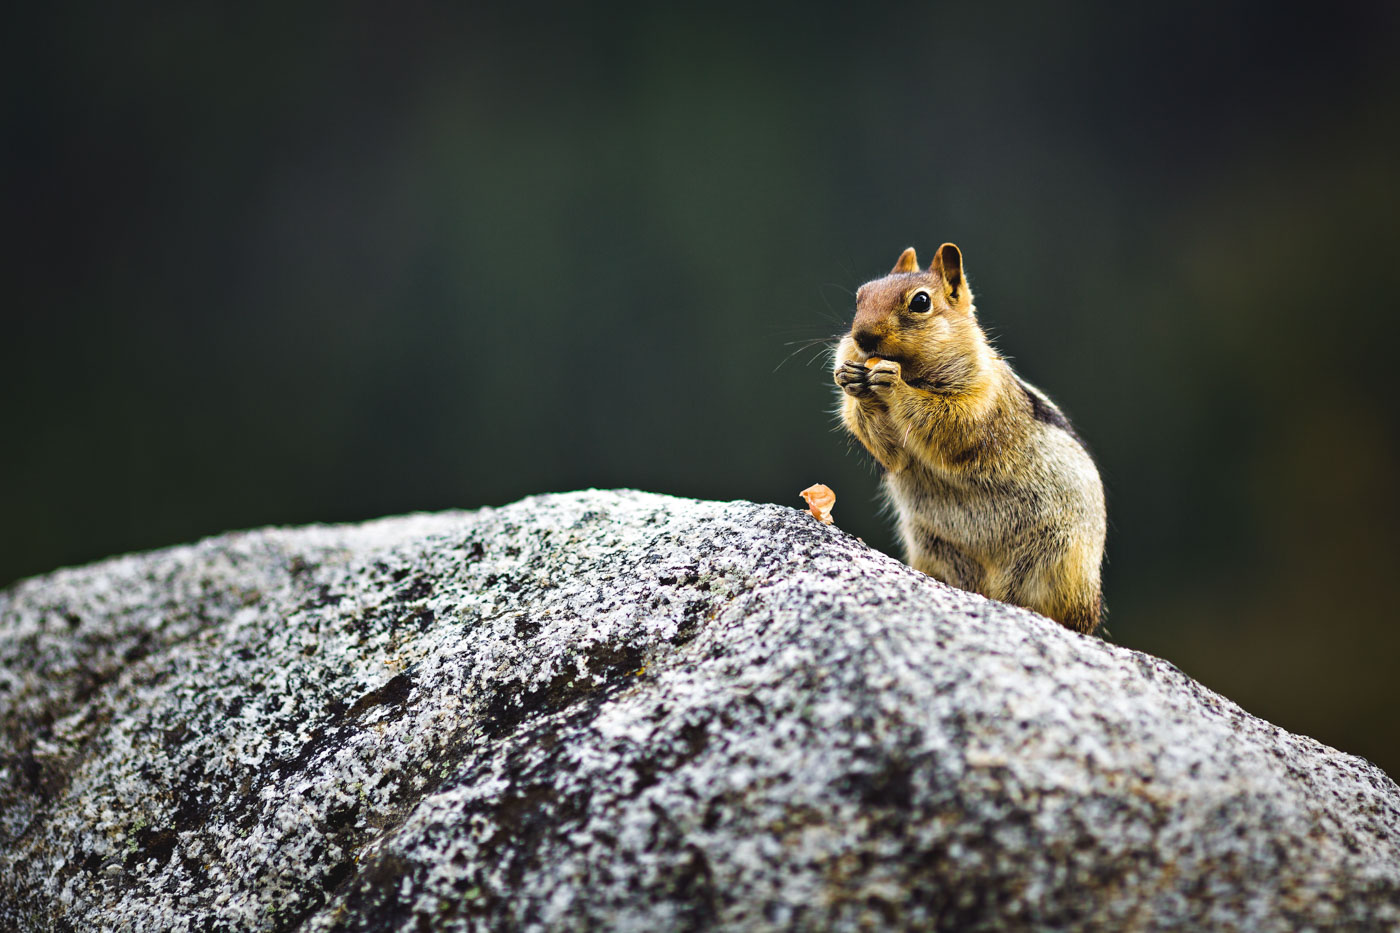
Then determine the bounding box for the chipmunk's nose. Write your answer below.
[854,329,882,354]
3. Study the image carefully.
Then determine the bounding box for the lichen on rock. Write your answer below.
[1,490,1397,931]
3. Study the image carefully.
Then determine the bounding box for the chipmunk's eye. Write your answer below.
[908,291,932,313]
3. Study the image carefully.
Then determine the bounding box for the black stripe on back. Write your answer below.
[1016,376,1089,452]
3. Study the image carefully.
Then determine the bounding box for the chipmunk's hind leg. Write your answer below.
[1057,592,1103,634]
[907,531,986,596]
[1004,536,1102,634]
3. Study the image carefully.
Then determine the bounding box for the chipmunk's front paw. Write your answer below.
[836,358,903,398]
[864,358,902,394]
[836,360,874,398]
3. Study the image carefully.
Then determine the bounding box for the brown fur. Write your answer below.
[834,244,1106,633]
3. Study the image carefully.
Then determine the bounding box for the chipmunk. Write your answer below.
[833,244,1106,633]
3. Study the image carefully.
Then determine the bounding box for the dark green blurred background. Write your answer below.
[5,3,1398,773]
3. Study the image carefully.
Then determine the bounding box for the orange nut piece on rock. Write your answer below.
[800,484,836,525]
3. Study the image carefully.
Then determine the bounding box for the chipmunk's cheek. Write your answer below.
[834,335,858,365]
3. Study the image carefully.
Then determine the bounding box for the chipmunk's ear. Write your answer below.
[891,247,919,274]
[931,243,968,305]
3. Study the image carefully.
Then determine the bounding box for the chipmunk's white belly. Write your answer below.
[884,432,1102,569]
[885,467,1034,559]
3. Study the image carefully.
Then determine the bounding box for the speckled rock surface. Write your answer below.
[2,490,1398,932]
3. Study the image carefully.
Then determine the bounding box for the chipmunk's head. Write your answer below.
[838,243,985,391]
